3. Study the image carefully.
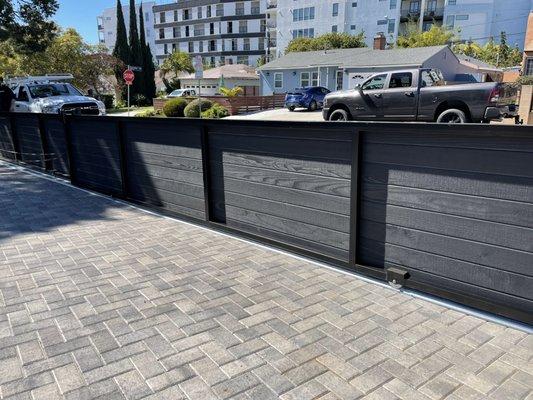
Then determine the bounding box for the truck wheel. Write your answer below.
[308,101,317,111]
[436,109,467,124]
[329,109,350,122]
[288,106,295,112]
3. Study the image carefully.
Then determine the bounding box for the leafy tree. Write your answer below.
[455,32,522,68]
[0,0,59,53]
[286,32,366,53]
[112,0,129,99]
[160,50,194,77]
[396,22,456,48]
[139,3,156,102]
[219,86,243,97]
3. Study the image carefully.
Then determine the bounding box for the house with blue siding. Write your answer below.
[258,43,500,95]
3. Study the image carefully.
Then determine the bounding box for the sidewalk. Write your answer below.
[0,164,531,400]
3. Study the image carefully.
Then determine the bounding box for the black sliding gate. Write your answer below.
[1,112,532,325]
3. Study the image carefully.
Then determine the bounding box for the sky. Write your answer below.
[53,0,120,44]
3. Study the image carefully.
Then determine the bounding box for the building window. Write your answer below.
[164,43,168,54]
[172,43,177,52]
[194,24,205,36]
[388,19,395,33]
[301,72,310,87]
[251,1,260,14]
[409,0,420,13]
[209,40,216,51]
[390,0,397,9]
[350,25,356,30]
[199,41,204,52]
[160,12,166,23]
[243,38,250,51]
[231,39,237,51]
[377,19,387,25]
[237,55,248,65]
[293,7,315,22]
[274,72,283,89]
[197,7,202,19]
[336,70,343,90]
[228,21,233,33]
[525,58,533,75]
[220,56,226,65]
[159,28,165,39]
[311,71,319,86]
[207,5,212,17]
[188,42,194,52]
[352,2,357,6]
[427,0,437,12]
[239,20,247,34]
[216,4,224,16]
[261,19,266,32]
[292,28,314,39]
[185,26,190,37]
[446,15,455,28]
[448,0,456,4]
[236,2,245,16]
[456,14,469,21]
[258,37,265,50]
[332,25,338,33]
[173,27,180,38]
[210,23,215,35]
[332,3,339,17]
[183,9,190,20]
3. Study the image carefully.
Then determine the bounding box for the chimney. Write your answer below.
[373,32,386,50]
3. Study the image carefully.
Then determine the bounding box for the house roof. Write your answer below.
[258,45,449,70]
[455,53,503,73]
[181,64,259,80]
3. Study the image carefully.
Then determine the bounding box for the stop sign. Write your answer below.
[123,69,135,85]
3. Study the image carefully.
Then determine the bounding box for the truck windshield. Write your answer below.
[28,84,82,98]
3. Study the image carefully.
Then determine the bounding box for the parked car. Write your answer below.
[167,89,197,98]
[323,68,518,123]
[7,74,106,115]
[285,87,330,111]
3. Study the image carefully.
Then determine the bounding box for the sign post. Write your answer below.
[123,67,135,116]
[193,56,204,118]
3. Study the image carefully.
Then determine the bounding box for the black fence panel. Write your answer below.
[122,119,206,220]
[0,115,16,161]
[358,127,533,323]
[0,113,531,324]
[42,117,70,176]
[207,122,354,263]
[13,115,44,169]
[68,118,123,196]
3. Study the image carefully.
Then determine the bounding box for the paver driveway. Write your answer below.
[0,163,532,400]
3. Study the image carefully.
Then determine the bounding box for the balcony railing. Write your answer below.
[401,7,444,19]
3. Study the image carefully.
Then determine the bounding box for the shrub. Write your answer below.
[184,98,213,118]
[201,104,230,119]
[135,109,163,118]
[517,75,533,86]
[96,94,115,109]
[115,99,126,109]
[133,94,149,106]
[163,98,188,117]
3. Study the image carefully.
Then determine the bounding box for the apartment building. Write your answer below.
[153,0,268,67]
[97,2,156,54]
[273,0,532,55]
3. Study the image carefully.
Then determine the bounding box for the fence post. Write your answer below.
[37,115,52,171]
[200,123,212,222]
[63,115,76,185]
[116,119,129,200]
[349,130,362,268]
[8,114,21,162]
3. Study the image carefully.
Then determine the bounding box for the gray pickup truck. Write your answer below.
[323,68,518,123]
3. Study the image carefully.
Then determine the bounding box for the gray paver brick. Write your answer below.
[0,165,532,400]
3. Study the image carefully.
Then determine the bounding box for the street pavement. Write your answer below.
[0,163,532,400]
[226,108,324,121]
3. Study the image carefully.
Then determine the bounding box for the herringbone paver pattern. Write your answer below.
[0,164,532,400]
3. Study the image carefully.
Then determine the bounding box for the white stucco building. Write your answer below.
[97,1,157,54]
[273,0,533,56]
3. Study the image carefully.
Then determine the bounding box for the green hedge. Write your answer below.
[163,98,189,117]
[202,103,230,119]
[184,98,213,118]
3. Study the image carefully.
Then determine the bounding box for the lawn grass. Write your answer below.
[107,106,154,115]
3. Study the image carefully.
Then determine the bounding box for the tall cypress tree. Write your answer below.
[112,0,129,101]
[139,3,156,102]
[128,0,143,102]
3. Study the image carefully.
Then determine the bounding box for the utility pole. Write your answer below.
[419,0,427,31]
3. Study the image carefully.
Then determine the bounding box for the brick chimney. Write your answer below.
[373,32,386,50]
